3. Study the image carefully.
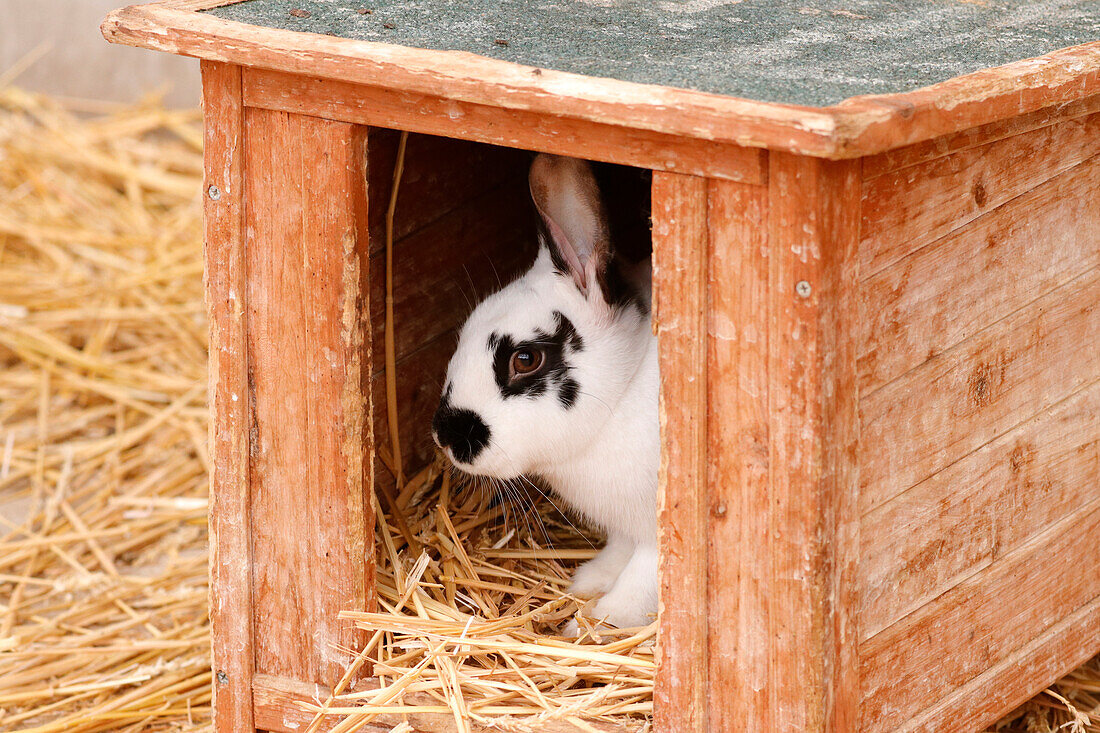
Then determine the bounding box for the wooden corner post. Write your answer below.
[653,153,861,731]
[202,60,375,732]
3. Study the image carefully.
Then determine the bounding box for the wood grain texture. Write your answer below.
[243,68,769,184]
[860,269,1100,514]
[243,108,372,688]
[859,155,1100,394]
[652,171,709,733]
[201,59,255,733]
[897,596,1100,733]
[861,93,1100,179]
[102,3,1100,158]
[705,179,770,731]
[860,383,1100,641]
[766,153,861,732]
[859,503,1100,733]
[861,112,1100,277]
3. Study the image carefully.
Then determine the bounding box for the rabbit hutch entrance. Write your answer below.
[102,2,1100,733]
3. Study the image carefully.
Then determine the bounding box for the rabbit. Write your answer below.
[431,153,658,633]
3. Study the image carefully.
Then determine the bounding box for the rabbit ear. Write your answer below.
[528,154,610,299]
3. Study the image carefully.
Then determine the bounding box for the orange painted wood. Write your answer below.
[201,59,255,733]
[765,153,861,732]
[860,93,1100,179]
[859,155,1100,394]
[244,68,770,184]
[103,3,1100,159]
[652,171,709,733]
[859,503,1100,733]
[242,107,373,688]
[705,179,770,731]
[859,384,1100,641]
[861,112,1100,277]
[860,269,1100,514]
[897,596,1100,733]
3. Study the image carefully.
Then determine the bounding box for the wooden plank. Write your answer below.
[201,59,254,733]
[898,595,1100,733]
[243,68,768,184]
[652,171,709,733]
[243,108,372,688]
[766,153,861,732]
[861,93,1100,179]
[833,42,1100,158]
[705,179,770,730]
[859,155,1100,394]
[859,383,1100,641]
[103,4,1100,158]
[859,503,1100,733]
[861,112,1100,277]
[860,269,1100,514]
[365,128,529,248]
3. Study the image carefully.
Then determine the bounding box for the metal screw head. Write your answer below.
[216,670,229,685]
[207,185,222,201]
[795,280,812,298]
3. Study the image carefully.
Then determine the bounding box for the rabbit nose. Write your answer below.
[432,400,491,465]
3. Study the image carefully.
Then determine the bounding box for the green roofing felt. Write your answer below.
[206,0,1100,107]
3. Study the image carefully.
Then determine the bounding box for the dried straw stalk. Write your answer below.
[0,85,1096,733]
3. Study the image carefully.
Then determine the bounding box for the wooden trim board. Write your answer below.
[103,2,1100,159]
[202,59,256,733]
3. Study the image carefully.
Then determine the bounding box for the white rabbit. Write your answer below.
[431,154,658,632]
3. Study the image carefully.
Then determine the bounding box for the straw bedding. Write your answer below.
[0,87,1096,733]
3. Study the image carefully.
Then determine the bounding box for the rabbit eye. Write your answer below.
[510,347,544,376]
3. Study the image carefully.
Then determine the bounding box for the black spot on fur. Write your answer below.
[432,395,491,464]
[490,311,583,408]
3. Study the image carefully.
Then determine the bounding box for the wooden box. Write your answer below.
[102,2,1100,731]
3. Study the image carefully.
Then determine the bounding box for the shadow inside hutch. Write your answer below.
[365,127,655,638]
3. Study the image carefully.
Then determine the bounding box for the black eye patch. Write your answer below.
[488,311,583,409]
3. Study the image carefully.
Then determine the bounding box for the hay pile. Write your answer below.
[0,86,1095,733]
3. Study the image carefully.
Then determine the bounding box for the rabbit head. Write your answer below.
[431,154,651,481]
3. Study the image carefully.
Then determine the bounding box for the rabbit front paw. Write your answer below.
[568,537,634,598]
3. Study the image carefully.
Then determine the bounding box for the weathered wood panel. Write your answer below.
[653,171,710,733]
[861,93,1100,179]
[860,269,1100,514]
[705,178,770,731]
[243,107,372,687]
[859,503,1100,733]
[861,113,1100,276]
[201,59,255,733]
[243,68,769,184]
[766,153,861,732]
[860,383,1100,640]
[859,155,1100,394]
[897,596,1100,733]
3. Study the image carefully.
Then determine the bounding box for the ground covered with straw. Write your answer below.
[0,87,1096,733]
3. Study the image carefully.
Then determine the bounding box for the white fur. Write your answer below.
[437,156,658,631]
